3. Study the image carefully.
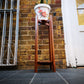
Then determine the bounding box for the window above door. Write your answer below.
[76,0,84,31]
[76,0,84,25]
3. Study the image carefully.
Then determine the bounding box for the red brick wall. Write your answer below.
[17,0,66,69]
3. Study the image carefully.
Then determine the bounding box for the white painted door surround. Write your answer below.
[61,0,84,67]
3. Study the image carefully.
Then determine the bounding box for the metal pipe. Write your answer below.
[7,0,13,64]
[14,0,20,65]
[0,64,16,66]
[0,0,8,64]
[0,9,16,12]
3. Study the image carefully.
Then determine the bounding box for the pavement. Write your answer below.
[0,68,84,84]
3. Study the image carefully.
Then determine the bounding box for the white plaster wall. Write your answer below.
[61,0,84,67]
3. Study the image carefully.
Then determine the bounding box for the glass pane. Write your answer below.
[77,10,84,25]
[76,0,84,25]
[76,0,84,8]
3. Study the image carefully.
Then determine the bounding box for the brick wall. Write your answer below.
[0,0,66,69]
[18,0,66,69]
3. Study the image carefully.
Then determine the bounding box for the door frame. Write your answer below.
[61,0,80,67]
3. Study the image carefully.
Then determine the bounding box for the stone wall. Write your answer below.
[18,0,66,69]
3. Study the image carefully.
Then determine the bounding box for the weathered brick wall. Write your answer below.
[18,0,66,69]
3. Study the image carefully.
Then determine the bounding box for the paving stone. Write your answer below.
[1,69,84,84]
[57,69,84,84]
